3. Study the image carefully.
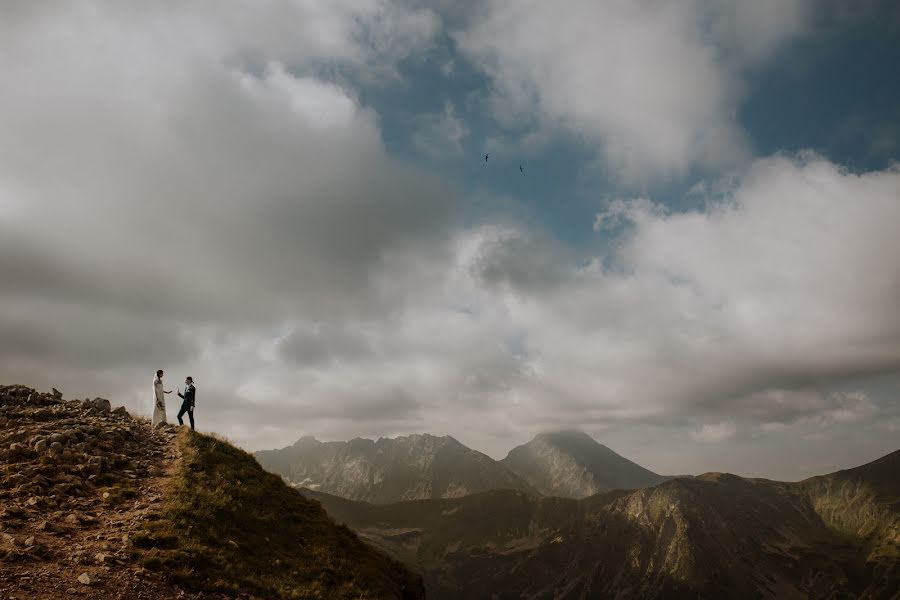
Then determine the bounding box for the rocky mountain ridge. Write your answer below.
[255,433,538,503]
[304,451,900,599]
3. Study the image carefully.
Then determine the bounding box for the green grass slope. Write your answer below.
[136,430,424,599]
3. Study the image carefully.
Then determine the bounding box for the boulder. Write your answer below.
[111,406,131,419]
[51,387,63,400]
[92,398,112,413]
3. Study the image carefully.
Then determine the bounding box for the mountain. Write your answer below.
[0,384,423,599]
[303,451,900,599]
[255,433,537,503]
[500,430,669,497]
[800,449,900,583]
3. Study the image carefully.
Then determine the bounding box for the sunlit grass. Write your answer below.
[135,429,423,599]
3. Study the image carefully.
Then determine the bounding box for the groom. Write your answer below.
[176,376,196,430]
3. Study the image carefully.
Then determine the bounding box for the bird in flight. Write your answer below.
[485,153,490,162]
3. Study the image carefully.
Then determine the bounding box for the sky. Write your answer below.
[1,0,899,481]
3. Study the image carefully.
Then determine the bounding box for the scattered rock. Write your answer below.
[111,406,131,419]
[0,384,178,596]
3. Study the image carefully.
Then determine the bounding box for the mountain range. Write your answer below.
[255,430,669,503]
[302,450,900,599]
[254,433,538,503]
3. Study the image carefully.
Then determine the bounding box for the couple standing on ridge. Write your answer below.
[152,369,196,430]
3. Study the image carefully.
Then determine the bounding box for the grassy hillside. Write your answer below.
[135,430,424,599]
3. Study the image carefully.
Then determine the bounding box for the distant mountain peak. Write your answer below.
[501,431,666,498]
[256,432,535,503]
[535,429,594,440]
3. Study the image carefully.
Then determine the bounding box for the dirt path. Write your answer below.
[0,385,215,599]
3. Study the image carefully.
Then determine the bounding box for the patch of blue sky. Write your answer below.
[740,7,900,171]
[356,7,899,252]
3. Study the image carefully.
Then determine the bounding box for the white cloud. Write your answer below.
[0,2,896,479]
[455,0,811,180]
[691,422,737,443]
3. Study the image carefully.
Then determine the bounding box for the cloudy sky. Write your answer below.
[2,0,899,480]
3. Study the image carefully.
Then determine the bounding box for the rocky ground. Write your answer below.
[0,384,216,599]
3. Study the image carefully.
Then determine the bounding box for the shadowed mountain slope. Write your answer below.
[304,450,900,599]
[500,430,669,498]
[255,433,537,503]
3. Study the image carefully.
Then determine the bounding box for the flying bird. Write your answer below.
[485,153,490,162]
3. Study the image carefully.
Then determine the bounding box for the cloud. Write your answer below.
[0,3,897,479]
[0,2,456,324]
[730,389,880,433]
[691,422,737,443]
[455,0,811,180]
[411,101,470,158]
[0,1,457,417]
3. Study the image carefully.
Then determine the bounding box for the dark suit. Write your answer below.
[177,384,196,430]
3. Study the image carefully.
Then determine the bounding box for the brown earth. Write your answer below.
[0,384,222,599]
[1,384,425,600]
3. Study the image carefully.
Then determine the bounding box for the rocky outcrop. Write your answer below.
[0,384,184,598]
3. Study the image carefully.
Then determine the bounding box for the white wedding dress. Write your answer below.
[152,377,167,426]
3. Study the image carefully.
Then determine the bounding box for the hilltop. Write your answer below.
[0,385,423,599]
[255,433,536,503]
